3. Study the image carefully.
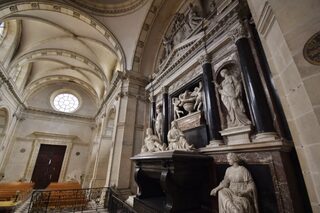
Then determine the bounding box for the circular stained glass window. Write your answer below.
[53,93,79,113]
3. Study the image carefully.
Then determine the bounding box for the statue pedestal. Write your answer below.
[220,125,251,145]
[131,150,212,213]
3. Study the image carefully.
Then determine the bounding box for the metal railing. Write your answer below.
[106,187,136,213]
[27,186,136,213]
[28,187,108,212]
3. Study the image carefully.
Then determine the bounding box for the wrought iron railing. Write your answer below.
[28,187,108,212]
[106,187,136,213]
[27,186,136,213]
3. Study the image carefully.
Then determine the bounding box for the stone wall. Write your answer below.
[247,0,320,211]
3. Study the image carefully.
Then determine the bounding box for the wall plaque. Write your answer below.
[303,31,320,65]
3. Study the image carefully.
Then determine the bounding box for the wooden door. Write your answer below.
[31,144,67,189]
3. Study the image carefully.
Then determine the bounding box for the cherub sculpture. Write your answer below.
[172,97,184,119]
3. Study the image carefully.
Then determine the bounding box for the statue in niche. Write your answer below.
[141,128,166,153]
[154,106,163,140]
[210,153,259,213]
[216,68,251,128]
[179,90,196,114]
[167,121,193,150]
[191,82,203,111]
[187,3,203,31]
[172,97,184,119]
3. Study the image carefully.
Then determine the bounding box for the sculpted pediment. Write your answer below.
[158,32,204,74]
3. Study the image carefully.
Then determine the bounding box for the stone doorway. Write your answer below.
[31,144,66,189]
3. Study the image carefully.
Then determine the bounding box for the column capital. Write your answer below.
[161,86,168,94]
[198,54,211,66]
[149,95,156,102]
[229,24,248,42]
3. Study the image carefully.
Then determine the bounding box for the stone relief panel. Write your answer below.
[168,65,202,93]
[173,81,203,117]
[158,0,217,66]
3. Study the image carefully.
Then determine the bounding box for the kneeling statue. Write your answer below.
[210,153,259,213]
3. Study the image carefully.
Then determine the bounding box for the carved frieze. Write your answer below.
[229,24,248,42]
[175,111,202,131]
[168,65,202,94]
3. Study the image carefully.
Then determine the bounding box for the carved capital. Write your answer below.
[198,54,210,65]
[230,25,248,42]
[115,91,124,101]
[162,86,168,94]
[149,95,156,103]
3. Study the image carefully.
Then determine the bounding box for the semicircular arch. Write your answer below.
[23,75,99,104]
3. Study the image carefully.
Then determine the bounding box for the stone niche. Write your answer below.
[169,78,208,148]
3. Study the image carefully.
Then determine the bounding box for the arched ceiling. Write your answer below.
[0,1,129,114]
[0,0,151,117]
[66,0,148,16]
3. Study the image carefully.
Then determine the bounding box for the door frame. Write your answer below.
[25,133,74,182]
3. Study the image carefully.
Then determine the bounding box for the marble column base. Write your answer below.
[220,125,251,145]
[253,132,279,143]
[206,139,224,147]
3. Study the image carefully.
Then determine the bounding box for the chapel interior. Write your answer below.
[0,0,319,212]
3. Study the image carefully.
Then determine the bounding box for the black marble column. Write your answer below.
[233,27,275,133]
[247,21,292,140]
[162,87,169,144]
[199,55,222,142]
[149,96,156,132]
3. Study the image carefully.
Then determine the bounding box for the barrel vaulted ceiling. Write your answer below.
[0,0,151,116]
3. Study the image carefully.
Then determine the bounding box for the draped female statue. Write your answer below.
[167,121,193,150]
[141,128,166,153]
[216,69,251,128]
[210,153,259,213]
